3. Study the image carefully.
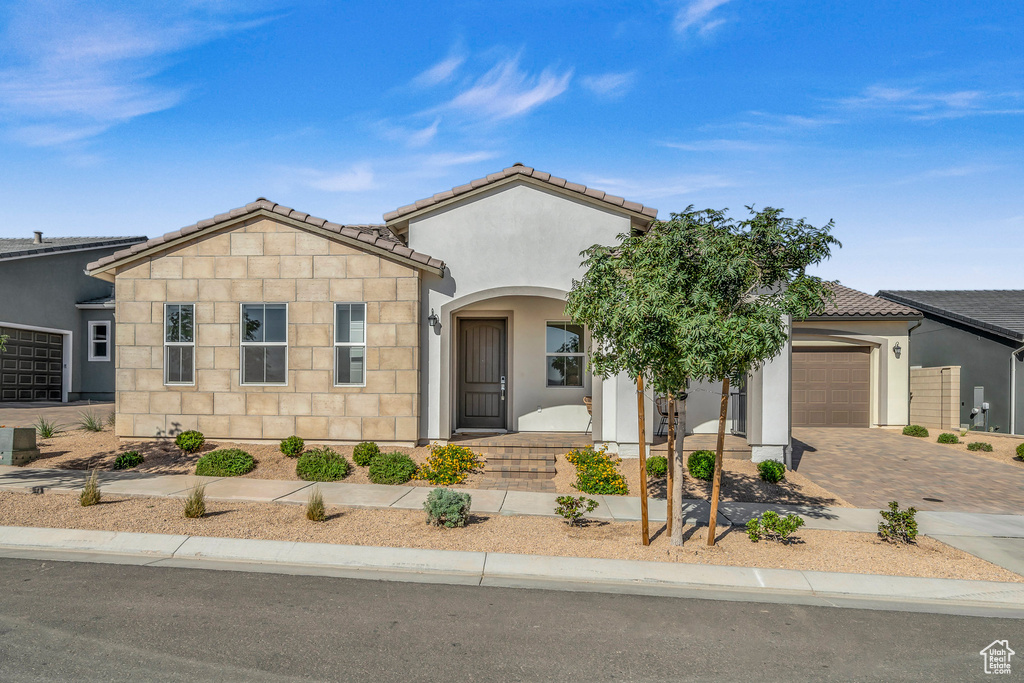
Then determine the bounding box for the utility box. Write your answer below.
[0,427,40,466]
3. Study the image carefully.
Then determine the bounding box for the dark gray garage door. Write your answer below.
[792,347,870,427]
[0,327,64,402]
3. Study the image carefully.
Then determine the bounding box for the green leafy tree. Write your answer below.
[567,206,839,546]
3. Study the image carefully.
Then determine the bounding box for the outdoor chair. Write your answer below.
[583,395,593,433]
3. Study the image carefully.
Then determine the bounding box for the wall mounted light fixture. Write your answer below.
[892,341,901,359]
[427,308,440,330]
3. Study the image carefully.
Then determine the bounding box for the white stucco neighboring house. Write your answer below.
[87,164,919,465]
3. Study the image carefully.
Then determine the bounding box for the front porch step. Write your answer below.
[484,453,556,465]
[486,465,557,480]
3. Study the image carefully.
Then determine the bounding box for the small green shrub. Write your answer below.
[745,511,804,544]
[902,425,929,438]
[195,449,255,477]
[78,411,104,432]
[368,451,418,485]
[645,455,668,478]
[33,416,61,439]
[175,430,206,454]
[687,450,716,481]
[416,444,483,485]
[296,447,350,482]
[936,432,959,444]
[878,501,918,544]
[113,451,144,470]
[565,447,628,495]
[555,495,599,526]
[1017,443,1024,460]
[79,470,101,507]
[757,460,786,484]
[967,441,993,452]
[279,435,305,457]
[352,441,381,467]
[183,484,206,518]
[424,488,472,528]
[306,486,326,522]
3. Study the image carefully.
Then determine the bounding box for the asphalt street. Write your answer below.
[0,557,1017,682]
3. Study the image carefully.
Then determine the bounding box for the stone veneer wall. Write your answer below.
[112,216,420,443]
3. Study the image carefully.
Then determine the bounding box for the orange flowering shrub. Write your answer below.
[565,447,628,496]
[416,444,483,485]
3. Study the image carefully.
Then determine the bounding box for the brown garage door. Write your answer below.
[0,326,64,402]
[792,347,870,427]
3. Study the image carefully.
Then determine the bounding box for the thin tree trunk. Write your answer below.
[666,392,674,537]
[670,391,687,546]
[636,374,650,546]
[706,377,730,547]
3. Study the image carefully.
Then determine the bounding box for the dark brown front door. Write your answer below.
[458,318,507,430]
[792,347,870,427]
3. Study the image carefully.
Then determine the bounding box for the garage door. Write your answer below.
[792,347,870,427]
[0,327,64,402]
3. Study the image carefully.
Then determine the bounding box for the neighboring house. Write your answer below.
[85,164,917,463]
[0,232,147,402]
[876,290,1024,435]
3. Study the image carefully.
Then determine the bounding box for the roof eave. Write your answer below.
[797,313,924,322]
[876,293,1024,343]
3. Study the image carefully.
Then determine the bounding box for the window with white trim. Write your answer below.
[164,304,194,384]
[334,303,366,386]
[241,303,288,385]
[88,321,111,362]
[546,322,585,387]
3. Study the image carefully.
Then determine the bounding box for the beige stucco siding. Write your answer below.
[112,216,420,443]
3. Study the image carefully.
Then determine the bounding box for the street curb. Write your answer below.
[1,525,1023,618]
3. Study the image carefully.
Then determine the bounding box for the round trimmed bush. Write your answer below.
[195,449,254,477]
[279,435,305,457]
[967,441,993,452]
[352,441,381,467]
[296,447,350,482]
[113,451,144,470]
[1016,442,1024,460]
[368,451,418,485]
[175,430,206,454]
[937,432,959,444]
[902,425,929,438]
[645,455,668,478]
[687,450,716,481]
[757,459,786,484]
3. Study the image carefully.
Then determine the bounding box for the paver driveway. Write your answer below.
[0,401,113,429]
[792,428,1024,514]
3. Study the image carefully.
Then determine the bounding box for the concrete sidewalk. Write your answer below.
[0,525,1021,619]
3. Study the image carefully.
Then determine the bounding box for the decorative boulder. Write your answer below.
[0,428,40,466]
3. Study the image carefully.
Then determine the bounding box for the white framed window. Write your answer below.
[334,302,366,386]
[87,320,111,362]
[240,303,288,385]
[546,321,585,387]
[164,304,195,384]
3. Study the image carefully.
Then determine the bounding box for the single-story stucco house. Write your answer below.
[0,232,146,402]
[85,164,919,463]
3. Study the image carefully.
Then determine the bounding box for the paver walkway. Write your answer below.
[0,401,113,429]
[792,427,1024,514]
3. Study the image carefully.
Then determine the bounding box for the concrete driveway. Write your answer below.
[0,401,113,429]
[792,427,1024,514]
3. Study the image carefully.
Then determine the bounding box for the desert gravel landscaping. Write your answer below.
[28,428,850,506]
[934,434,1024,470]
[0,490,1017,583]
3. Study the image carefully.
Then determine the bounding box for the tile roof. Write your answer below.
[876,290,1024,341]
[801,283,922,319]
[85,199,446,274]
[383,163,659,224]
[0,236,146,261]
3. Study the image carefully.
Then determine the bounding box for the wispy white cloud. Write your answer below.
[413,54,465,88]
[0,1,274,147]
[295,164,378,192]
[581,71,635,98]
[440,56,572,121]
[581,172,735,200]
[663,138,774,152]
[377,118,441,148]
[419,151,499,168]
[837,84,1024,120]
[674,0,732,36]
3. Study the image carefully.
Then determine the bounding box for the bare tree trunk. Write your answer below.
[636,374,650,546]
[666,392,674,537]
[706,377,730,547]
[670,392,687,546]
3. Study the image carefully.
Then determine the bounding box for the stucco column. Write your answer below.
[749,324,792,466]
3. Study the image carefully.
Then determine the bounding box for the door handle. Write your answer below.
[500,376,506,401]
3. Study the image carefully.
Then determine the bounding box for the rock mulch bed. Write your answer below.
[0,490,1016,582]
[29,428,848,506]
[934,434,1024,470]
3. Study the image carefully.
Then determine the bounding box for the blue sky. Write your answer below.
[1,0,1021,292]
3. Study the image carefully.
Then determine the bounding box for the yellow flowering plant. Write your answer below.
[415,443,484,485]
[565,446,628,496]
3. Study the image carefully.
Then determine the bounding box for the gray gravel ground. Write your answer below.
[0,557,1017,682]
